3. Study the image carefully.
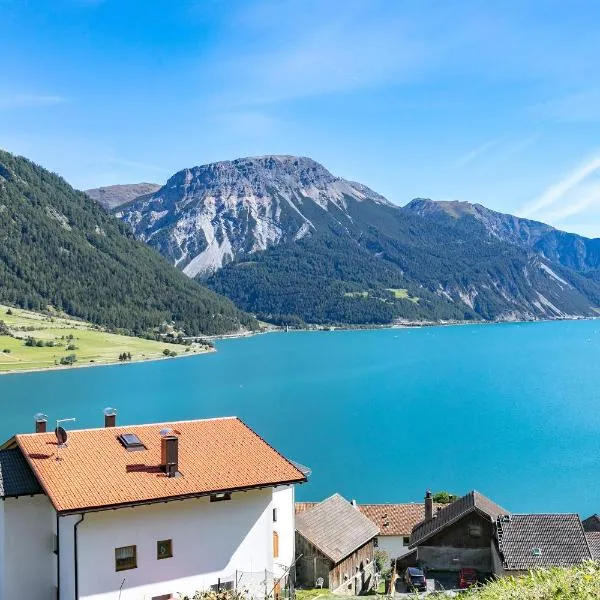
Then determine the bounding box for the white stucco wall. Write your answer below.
[71,488,275,600]
[58,513,81,600]
[272,485,295,579]
[1,495,54,600]
[376,535,411,560]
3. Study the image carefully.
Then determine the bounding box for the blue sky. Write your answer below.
[2,0,600,236]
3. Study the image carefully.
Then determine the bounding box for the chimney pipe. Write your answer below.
[161,434,179,477]
[103,407,117,428]
[34,413,48,434]
[425,490,433,521]
[351,499,357,508]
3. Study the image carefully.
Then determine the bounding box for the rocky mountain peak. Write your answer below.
[116,155,391,277]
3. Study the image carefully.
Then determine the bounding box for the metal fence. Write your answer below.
[212,569,293,600]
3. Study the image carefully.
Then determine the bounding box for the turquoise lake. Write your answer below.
[1,321,599,515]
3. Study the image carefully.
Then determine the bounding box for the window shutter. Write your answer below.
[273,531,279,558]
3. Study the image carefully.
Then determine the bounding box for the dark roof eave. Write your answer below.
[56,476,307,516]
[409,506,497,548]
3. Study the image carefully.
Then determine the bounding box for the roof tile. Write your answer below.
[410,491,507,546]
[496,514,592,570]
[0,448,42,497]
[296,494,379,563]
[16,417,305,513]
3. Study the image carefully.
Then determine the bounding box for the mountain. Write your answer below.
[116,156,391,276]
[114,155,600,326]
[86,183,161,209]
[0,150,255,335]
[406,199,600,278]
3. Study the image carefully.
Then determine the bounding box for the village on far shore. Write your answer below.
[0,411,598,600]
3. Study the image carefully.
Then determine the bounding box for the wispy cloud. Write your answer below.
[519,154,600,218]
[456,138,501,166]
[0,93,67,110]
[540,183,600,221]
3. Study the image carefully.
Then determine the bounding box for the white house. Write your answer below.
[0,414,307,600]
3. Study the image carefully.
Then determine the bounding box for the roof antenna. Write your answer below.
[55,417,76,461]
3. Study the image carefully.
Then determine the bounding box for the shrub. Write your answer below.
[66,343,78,351]
[169,350,177,357]
[60,354,77,365]
[2,348,10,353]
[0,320,10,336]
[6,308,12,315]
[432,491,458,504]
[45,340,55,347]
[25,336,36,346]
[163,348,171,356]
[463,562,600,599]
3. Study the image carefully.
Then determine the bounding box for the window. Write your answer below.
[273,508,278,522]
[403,536,410,546]
[118,433,146,451]
[157,539,173,560]
[273,531,279,558]
[115,545,137,571]
[468,524,482,537]
[210,492,231,502]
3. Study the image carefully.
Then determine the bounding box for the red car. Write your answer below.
[458,568,478,589]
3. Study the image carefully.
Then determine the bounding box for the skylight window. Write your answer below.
[532,547,542,556]
[118,433,146,451]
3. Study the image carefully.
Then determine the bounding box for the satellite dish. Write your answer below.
[55,426,68,446]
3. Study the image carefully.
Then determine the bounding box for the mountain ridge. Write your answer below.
[0,150,255,335]
[112,155,600,325]
[86,183,161,209]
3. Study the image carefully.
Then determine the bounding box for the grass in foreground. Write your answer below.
[0,305,210,373]
[458,562,600,599]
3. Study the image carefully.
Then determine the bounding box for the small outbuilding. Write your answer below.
[409,490,507,573]
[492,513,592,576]
[295,494,379,595]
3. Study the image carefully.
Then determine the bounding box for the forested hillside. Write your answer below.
[0,150,255,335]
[107,155,600,327]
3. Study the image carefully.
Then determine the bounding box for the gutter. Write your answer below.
[74,513,85,600]
[57,477,307,516]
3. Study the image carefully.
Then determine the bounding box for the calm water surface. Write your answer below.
[1,321,599,514]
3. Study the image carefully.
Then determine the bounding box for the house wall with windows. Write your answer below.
[0,495,54,600]
[375,535,411,559]
[66,488,274,600]
[272,485,295,580]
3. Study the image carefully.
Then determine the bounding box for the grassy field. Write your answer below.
[0,305,210,373]
[386,288,419,303]
[462,563,600,599]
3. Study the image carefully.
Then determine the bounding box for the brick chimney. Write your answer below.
[34,413,47,434]
[103,407,117,428]
[425,490,433,521]
[161,433,179,477]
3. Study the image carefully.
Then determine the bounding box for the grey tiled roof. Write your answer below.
[582,514,600,532]
[496,514,592,570]
[0,448,42,497]
[410,491,507,546]
[585,532,600,560]
[295,493,379,563]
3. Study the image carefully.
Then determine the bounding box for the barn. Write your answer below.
[295,494,379,595]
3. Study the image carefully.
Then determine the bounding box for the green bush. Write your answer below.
[2,348,10,353]
[462,562,600,600]
[60,354,77,366]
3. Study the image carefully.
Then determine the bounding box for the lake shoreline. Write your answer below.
[207,314,598,340]
[0,346,215,377]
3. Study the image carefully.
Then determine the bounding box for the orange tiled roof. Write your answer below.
[296,501,441,535]
[16,417,305,513]
[359,503,442,536]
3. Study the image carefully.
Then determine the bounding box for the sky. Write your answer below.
[2,0,600,237]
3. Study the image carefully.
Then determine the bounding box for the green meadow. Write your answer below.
[0,305,209,373]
